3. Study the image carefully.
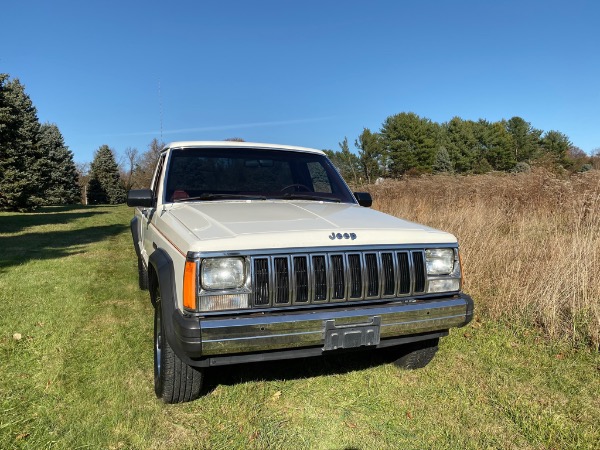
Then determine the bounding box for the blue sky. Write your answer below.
[2,0,599,163]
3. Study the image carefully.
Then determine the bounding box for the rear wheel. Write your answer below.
[393,338,439,370]
[153,284,203,403]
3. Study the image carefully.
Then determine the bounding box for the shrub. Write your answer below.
[511,161,531,173]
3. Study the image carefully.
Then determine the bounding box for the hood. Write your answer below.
[161,200,457,253]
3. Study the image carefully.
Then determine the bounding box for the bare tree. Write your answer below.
[121,146,139,191]
[76,162,90,204]
[591,148,600,170]
[130,138,165,189]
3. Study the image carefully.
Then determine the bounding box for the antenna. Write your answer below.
[158,80,163,141]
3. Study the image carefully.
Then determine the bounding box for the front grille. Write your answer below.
[251,249,427,307]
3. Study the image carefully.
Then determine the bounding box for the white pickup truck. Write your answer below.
[127,141,473,403]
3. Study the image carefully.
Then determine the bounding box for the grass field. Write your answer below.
[370,168,600,350]
[1,176,599,449]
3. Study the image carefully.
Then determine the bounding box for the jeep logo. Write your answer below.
[329,232,357,240]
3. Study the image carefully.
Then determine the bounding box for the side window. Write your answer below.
[307,162,333,193]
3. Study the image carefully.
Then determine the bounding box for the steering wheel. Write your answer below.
[280,183,311,192]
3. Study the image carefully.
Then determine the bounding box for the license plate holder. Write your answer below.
[323,316,381,351]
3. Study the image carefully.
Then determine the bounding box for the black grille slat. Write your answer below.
[398,252,411,294]
[313,255,327,301]
[413,251,426,293]
[348,254,362,298]
[274,257,290,304]
[365,253,379,297]
[293,256,309,303]
[254,258,270,305]
[382,253,395,296]
[331,255,345,300]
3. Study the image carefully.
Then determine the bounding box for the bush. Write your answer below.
[511,162,531,173]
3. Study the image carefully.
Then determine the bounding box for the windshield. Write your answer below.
[164,147,356,204]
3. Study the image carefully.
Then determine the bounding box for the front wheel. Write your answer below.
[137,256,149,290]
[153,285,203,403]
[393,338,439,370]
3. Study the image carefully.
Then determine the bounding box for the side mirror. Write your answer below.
[127,189,154,207]
[353,192,372,208]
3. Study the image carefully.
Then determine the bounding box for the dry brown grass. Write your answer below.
[367,169,600,349]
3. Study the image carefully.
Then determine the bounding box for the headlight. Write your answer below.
[201,257,245,290]
[425,248,454,275]
[425,248,461,294]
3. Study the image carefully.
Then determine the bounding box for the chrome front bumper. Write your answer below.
[172,294,473,364]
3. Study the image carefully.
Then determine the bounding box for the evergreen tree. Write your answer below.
[472,157,493,174]
[380,112,438,176]
[432,146,454,173]
[0,74,44,210]
[475,120,515,171]
[355,128,382,183]
[442,117,478,173]
[38,123,80,204]
[540,130,571,165]
[87,145,126,204]
[323,137,360,185]
[506,116,542,162]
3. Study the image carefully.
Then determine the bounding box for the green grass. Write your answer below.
[1,205,599,449]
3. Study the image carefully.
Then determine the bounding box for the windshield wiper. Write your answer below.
[274,193,341,203]
[173,193,267,202]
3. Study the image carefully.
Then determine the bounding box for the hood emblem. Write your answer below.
[329,232,357,240]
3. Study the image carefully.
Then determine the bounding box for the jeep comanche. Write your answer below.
[127,141,474,403]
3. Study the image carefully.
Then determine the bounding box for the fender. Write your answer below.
[149,248,203,365]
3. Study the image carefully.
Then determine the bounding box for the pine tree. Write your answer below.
[87,145,126,204]
[540,130,571,165]
[442,117,478,173]
[0,74,44,210]
[38,123,80,205]
[506,116,542,163]
[323,138,360,185]
[432,146,454,173]
[475,120,515,171]
[381,112,438,176]
[355,128,382,183]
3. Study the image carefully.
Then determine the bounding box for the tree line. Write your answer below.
[3,72,599,210]
[0,73,164,210]
[81,138,163,205]
[0,74,80,210]
[325,112,599,185]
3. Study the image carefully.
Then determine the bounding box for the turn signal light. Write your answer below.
[183,260,198,310]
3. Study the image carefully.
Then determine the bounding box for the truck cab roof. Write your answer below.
[163,141,325,155]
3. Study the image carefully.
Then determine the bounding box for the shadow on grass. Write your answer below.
[204,347,402,393]
[0,205,109,235]
[0,219,127,272]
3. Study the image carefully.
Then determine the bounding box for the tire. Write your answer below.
[393,338,439,370]
[153,284,203,403]
[137,257,149,290]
